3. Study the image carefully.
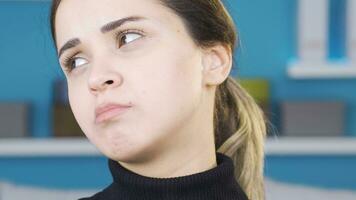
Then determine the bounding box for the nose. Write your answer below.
[88,65,123,95]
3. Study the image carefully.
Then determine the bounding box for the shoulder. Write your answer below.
[77,183,117,200]
[77,191,102,200]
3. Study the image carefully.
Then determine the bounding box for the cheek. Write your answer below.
[160,48,203,106]
[137,39,202,104]
[132,47,203,132]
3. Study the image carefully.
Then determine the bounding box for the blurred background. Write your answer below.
[0,0,356,198]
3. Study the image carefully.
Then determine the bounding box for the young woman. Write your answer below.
[50,0,267,199]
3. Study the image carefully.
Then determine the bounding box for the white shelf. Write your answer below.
[287,61,356,79]
[266,137,356,155]
[0,138,101,157]
[1,137,356,157]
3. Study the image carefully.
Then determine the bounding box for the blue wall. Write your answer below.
[0,0,356,191]
[0,1,61,138]
[0,0,355,138]
[0,156,110,190]
[265,155,356,190]
[228,0,356,135]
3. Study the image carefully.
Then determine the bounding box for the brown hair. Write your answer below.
[50,1,267,199]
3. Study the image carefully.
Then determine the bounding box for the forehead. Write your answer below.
[54,0,179,48]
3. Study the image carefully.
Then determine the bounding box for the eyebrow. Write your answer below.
[58,15,147,58]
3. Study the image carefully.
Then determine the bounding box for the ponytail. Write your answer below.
[215,76,267,200]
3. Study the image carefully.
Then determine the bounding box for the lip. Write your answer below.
[95,103,131,124]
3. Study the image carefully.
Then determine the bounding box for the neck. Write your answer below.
[119,96,216,178]
[118,135,216,179]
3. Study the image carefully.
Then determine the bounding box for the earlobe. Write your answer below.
[201,45,232,86]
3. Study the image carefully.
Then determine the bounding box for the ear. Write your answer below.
[201,44,232,87]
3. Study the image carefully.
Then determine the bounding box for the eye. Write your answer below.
[71,57,87,68]
[116,30,143,48]
[62,56,88,72]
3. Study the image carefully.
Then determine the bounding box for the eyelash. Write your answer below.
[62,28,145,72]
[115,28,144,48]
[62,51,80,73]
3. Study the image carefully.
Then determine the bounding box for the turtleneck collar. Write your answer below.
[107,152,248,200]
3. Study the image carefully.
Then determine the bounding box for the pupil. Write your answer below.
[121,35,127,45]
[71,61,76,69]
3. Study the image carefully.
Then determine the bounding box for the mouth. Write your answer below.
[95,104,131,124]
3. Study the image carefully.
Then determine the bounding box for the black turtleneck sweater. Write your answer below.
[78,152,248,200]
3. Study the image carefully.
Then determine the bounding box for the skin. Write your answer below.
[55,0,232,178]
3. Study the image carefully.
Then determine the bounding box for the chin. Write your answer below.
[102,139,153,163]
[89,124,161,163]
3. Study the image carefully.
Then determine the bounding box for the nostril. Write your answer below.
[106,80,114,84]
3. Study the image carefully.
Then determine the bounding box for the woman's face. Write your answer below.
[55,0,211,162]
